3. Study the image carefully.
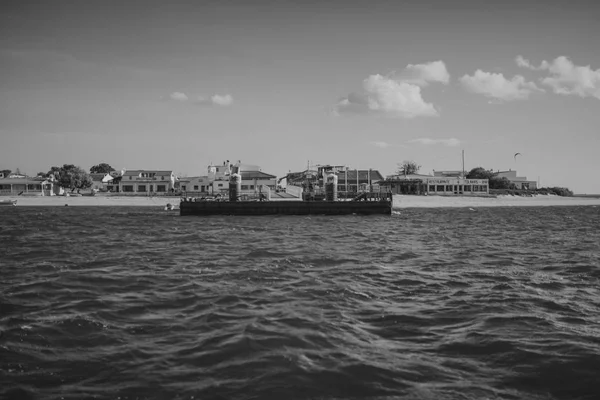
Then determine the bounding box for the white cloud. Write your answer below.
[335,74,438,118]
[409,138,460,147]
[211,94,233,106]
[539,56,600,99]
[334,60,448,118]
[516,55,600,99]
[402,60,450,86]
[370,141,390,148]
[169,92,188,102]
[460,70,541,101]
[515,55,538,70]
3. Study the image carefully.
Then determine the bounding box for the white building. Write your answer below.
[119,170,176,194]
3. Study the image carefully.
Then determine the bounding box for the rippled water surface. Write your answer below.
[1,206,600,400]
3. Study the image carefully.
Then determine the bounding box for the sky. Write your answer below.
[1,0,599,193]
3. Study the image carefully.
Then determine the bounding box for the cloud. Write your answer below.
[370,141,390,148]
[539,56,600,99]
[459,70,541,101]
[409,138,460,147]
[515,55,538,70]
[402,60,450,86]
[168,92,234,106]
[516,55,600,99]
[169,92,188,102]
[334,74,438,118]
[211,94,233,106]
[334,60,448,118]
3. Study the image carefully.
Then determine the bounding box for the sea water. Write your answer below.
[1,206,599,399]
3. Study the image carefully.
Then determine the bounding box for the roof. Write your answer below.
[89,173,106,181]
[122,170,174,177]
[241,171,276,179]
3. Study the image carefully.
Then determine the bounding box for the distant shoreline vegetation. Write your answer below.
[490,187,574,197]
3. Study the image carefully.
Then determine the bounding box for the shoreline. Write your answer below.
[2,194,600,208]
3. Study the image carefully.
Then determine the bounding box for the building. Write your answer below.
[179,161,277,196]
[433,170,464,178]
[90,173,114,192]
[381,174,489,195]
[179,176,212,193]
[335,169,384,194]
[208,161,277,195]
[425,177,489,195]
[119,170,176,194]
[0,176,54,195]
[495,170,537,190]
[283,165,385,199]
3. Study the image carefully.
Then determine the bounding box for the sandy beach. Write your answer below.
[391,194,600,208]
[2,194,180,207]
[2,193,600,208]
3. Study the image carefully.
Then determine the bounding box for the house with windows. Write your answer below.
[178,176,212,194]
[119,170,176,194]
[380,174,489,196]
[0,176,54,195]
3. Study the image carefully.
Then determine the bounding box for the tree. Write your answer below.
[396,160,421,175]
[466,167,495,180]
[90,163,115,174]
[36,172,47,177]
[0,169,10,178]
[48,164,93,192]
[466,167,516,189]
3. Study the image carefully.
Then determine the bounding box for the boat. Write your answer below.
[0,199,17,206]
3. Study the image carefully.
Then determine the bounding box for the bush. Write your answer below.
[535,187,573,197]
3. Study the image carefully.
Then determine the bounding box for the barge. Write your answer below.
[180,193,392,216]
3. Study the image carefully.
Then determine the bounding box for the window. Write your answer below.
[138,185,146,192]
[182,185,187,191]
[157,185,166,192]
[436,185,444,192]
[481,185,488,192]
[445,185,452,192]
[193,185,199,190]
[161,176,165,181]
[218,183,223,187]
[464,185,472,192]
[241,185,248,190]
[429,185,435,192]
[473,185,479,192]
[129,176,132,180]
[123,185,134,192]
[250,185,254,190]
[201,185,205,192]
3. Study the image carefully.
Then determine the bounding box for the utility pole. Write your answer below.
[462,149,465,178]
